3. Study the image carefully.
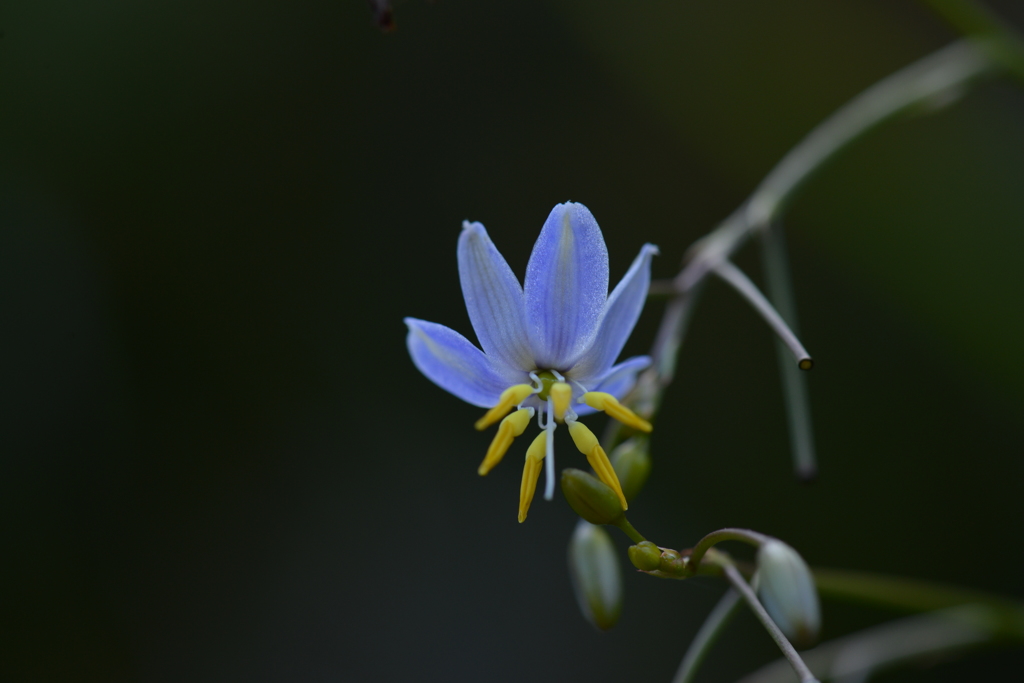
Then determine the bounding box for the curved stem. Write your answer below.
[713,260,813,370]
[687,528,773,575]
[721,562,820,683]
[672,588,743,683]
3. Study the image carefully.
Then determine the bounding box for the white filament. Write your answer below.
[543,397,556,500]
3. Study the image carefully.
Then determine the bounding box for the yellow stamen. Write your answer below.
[586,444,628,511]
[550,382,572,422]
[478,408,533,475]
[567,421,628,510]
[566,420,599,454]
[581,392,653,433]
[475,384,535,431]
[518,432,548,523]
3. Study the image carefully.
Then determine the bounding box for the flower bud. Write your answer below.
[628,541,661,571]
[658,548,686,576]
[610,438,651,503]
[567,521,623,630]
[756,541,821,647]
[560,468,624,525]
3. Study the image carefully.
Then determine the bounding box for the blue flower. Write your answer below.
[405,202,658,522]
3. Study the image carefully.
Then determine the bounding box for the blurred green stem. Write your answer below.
[760,569,1024,682]
[759,221,817,480]
[814,568,1024,636]
[735,604,1014,683]
[654,561,1024,681]
[920,0,1024,83]
[672,588,743,683]
[674,40,991,292]
[618,38,996,453]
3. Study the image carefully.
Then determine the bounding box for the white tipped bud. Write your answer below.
[756,541,821,647]
[567,521,623,631]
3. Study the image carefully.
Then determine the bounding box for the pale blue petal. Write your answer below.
[524,202,609,370]
[404,318,527,408]
[593,355,652,399]
[570,244,658,382]
[458,222,534,372]
[571,355,651,417]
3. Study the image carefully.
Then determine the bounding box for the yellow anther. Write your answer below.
[518,432,548,523]
[567,420,599,455]
[478,408,534,476]
[475,384,535,431]
[567,421,628,510]
[582,392,653,433]
[586,444,628,511]
[550,382,572,422]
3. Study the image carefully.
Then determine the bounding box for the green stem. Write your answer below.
[720,562,820,683]
[672,588,743,683]
[612,515,646,544]
[687,528,772,575]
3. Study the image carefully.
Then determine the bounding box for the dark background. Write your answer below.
[2,1,1023,681]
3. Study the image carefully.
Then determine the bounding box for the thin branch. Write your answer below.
[722,563,820,683]
[673,588,743,683]
[652,39,991,361]
[759,222,817,480]
[637,39,993,454]
[712,260,813,370]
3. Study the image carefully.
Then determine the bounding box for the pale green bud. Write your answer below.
[568,521,623,630]
[627,540,662,571]
[610,437,651,503]
[756,541,821,647]
[560,468,624,525]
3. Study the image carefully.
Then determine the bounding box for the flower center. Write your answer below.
[533,370,560,401]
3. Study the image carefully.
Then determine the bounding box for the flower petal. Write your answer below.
[572,356,651,416]
[570,244,658,382]
[404,318,527,407]
[593,355,652,399]
[458,222,534,372]
[524,202,609,370]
